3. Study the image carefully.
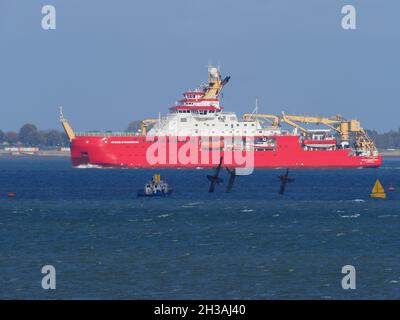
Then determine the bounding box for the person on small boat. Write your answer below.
[145,184,151,194]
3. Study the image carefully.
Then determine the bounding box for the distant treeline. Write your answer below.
[367,129,400,150]
[1,122,399,150]
[0,124,69,147]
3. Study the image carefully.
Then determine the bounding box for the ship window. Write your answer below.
[181,118,187,122]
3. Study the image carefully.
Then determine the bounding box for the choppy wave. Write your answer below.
[378,214,399,218]
[340,213,360,218]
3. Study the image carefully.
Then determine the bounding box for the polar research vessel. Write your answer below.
[60,66,381,169]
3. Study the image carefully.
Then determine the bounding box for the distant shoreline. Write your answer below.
[0,150,70,157]
[380,150,400,157]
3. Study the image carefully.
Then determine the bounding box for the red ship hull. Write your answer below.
[69,135,382,169]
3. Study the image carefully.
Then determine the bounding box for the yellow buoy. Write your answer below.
[370,179,386,199]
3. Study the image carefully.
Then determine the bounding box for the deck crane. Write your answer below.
[280,112,378,156]
[242,96,281,127]
[59,107,75,141]
[242,113,280,127]
[281,112,342,136]
[140,119,159,136]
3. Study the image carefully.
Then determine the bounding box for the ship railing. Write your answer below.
[75,131,140,137]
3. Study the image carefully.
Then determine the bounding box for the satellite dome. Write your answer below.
[209,67,219,77]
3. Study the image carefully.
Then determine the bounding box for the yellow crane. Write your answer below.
[280,112,377,155]
[281,112,344,135]
[59,107,75,141]
[242,113,280,127]
[140,119,159,136]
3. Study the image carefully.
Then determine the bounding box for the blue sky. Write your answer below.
[0,0,399,132]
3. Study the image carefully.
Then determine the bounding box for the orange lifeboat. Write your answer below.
[200,139,224,149]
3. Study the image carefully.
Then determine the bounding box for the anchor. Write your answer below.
[278,169,294,195]
[225,167,237,193]
[207,156,223,193]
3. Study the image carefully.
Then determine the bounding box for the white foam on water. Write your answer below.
[340,213,360,218]
[157,214,170,218]
[352,199,365,202]
[378,214,398,218]
[76,164,103,169]
[241,209,255,212]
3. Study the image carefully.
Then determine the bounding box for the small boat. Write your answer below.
[370,179,386,199]
[388,184,396,192]
[137,174,173,197]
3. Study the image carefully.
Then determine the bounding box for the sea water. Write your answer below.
[0,157,399,299]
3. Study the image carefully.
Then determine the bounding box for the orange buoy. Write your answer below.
[7,192,16,198]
